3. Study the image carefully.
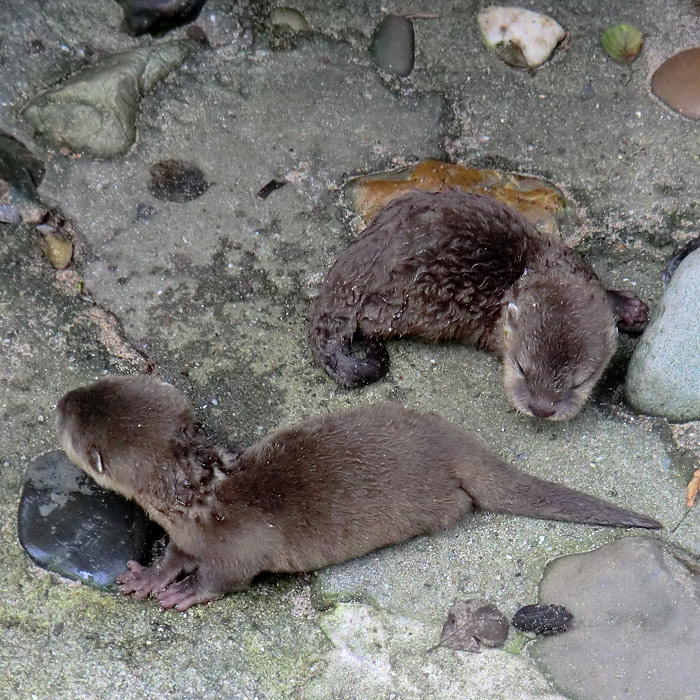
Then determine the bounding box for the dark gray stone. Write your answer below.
[148,158,209,202]
[369,15,414,77]
[0,131,45,200]
[18,450,150,590]
[531,537,700,700]
[116,0,208,36]
[626,248,700,421]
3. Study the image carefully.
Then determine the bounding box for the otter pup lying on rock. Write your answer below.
[309,189,648,421]
[56,375,659,611]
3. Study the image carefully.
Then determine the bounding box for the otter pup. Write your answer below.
[309,189,648,421]
[56,375,659,611]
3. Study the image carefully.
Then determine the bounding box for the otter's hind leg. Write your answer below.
[309,309,389,387]
[607,290,649,334]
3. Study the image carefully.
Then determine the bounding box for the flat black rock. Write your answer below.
[116,0,208,37]
[17,450,150,590]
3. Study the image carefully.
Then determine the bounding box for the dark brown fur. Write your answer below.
[56,375,659,611]
[309,189,648,420]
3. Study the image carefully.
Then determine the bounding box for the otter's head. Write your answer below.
[56,375,195,500]
[502,277,618,421]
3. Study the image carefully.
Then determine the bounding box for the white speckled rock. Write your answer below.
[626,248,700,421]
[477,6,565,68]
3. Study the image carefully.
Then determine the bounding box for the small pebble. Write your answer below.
[257,179,286,199]
[39,232,73,269]
[136,203,157,220]
[270,7,309,32]
[369,15,415,77]
[148,159,209,202]
[0,204,21,225]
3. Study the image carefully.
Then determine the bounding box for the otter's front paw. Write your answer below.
[117,560,177,599]
[607,290,649,334]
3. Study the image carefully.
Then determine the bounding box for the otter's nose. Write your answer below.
[528,401,556,419]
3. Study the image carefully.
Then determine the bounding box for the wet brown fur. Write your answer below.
[56,375,659,611]
[309,189,648,420]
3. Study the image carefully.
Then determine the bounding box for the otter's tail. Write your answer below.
[463,453,661,529]
[309,309,390,388]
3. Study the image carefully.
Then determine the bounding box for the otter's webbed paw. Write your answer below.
[117,560,180,599]
[155,574,222,612]
[607,290,649,334]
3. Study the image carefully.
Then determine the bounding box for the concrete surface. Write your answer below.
[1,1,699,698]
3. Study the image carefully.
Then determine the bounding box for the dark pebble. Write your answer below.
[17,450,150,590]
[257,178,286,199]
[116,0,208,37]
[512,604,573,635]
[136,202,158,220]
[369,15,415,77]
[0,130,45,200]
[148,159,209,202]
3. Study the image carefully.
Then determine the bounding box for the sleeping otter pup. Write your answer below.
[309,189,648,421]
[56,375,660,611]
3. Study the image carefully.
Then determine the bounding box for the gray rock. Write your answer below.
[626,248,700,421]
[369,14,415,77]
[23,42,194,157]
[531,537,700,700]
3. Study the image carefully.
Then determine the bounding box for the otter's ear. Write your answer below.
[90,449,104,474]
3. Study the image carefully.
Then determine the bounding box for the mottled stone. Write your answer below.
[23,42,194,157]
[17,450,150,589]
[626,248,700,421]
[477,6,565,69]
[369,14,415,77]
[652,48,700,119]
[116,0,208,37]
[512,604,572,635]
[347,159,567,234]
[532,537,700,700]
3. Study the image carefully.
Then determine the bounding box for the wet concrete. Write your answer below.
[1,1,699,698]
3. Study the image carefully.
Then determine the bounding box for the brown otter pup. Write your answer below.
[309,189,648,420]
[56,375,659,611]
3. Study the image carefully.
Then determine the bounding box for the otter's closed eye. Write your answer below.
[572,374,594,390]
